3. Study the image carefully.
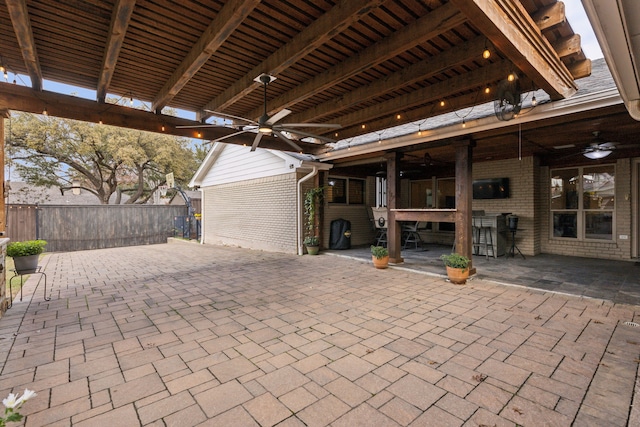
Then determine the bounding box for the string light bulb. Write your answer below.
[508,73,516,82]
[531,95,537,106]
[461,118,466,128]
[161,125,165,131]
[361,124,366,129]
[396,114,401,120]
[484,86,490,94]
[42,107,48,116]
[482,48,490,59]
[440,100,445,107]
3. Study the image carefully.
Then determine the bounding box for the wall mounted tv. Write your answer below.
[473,178,510,199]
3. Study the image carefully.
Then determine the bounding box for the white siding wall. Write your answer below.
[202,144,295,187]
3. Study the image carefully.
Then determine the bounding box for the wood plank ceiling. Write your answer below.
[0,0,590,155]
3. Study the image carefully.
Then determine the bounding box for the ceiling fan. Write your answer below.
[582,131,618,159]
[179,74,341,152]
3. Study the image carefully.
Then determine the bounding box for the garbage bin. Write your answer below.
[330,219,351,250]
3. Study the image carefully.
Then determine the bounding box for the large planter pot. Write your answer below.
[13,254,39,274]
[446,266,469,284]
[306,245,320,255]
[372,255,389,269]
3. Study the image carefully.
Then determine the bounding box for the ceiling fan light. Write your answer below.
[258,125,272,134]
[583,149,612,159]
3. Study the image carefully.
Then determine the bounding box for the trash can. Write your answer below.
[330,219,351,250]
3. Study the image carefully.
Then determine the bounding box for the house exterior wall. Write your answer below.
[202,173,299,254]
[470,156,538,255]
[539,158,632,260]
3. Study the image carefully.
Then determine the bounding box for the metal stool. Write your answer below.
[476,225,495,258]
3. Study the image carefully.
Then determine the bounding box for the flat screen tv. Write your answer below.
[473,178,509,199]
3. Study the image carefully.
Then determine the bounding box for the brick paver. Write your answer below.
[0,241,638,426]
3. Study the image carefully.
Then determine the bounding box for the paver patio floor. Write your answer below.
[1,241,639,426]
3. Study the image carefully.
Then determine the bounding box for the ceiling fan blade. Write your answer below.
[214,129,251,142]
[176,124,217,128]
[278,123,341,129]
[278,128,336,143]
[250,132,263,152]
[266,109,291,125]
[203,110,257,125]
[273,130,303,152]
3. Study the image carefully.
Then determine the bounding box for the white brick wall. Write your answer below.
[202,173,299,253]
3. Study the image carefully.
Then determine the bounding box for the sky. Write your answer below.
[16,1,605,117]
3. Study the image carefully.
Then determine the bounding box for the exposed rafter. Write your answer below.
[201,0,387,117]
[152,0,260,113]
[450,0,577,100]
[97,0,136,103]
[5,0,42,91]
[244,2,466,121]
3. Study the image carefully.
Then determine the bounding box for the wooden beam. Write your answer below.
[0,82,317,153]
[330,60,509,139]
[289,36,485,124]
[152,0,260,113]
[551,34,581,58]
[5,0,43,91]
[0,111,6,234]
[97,0,136,103]
[202,0,387,116]
[566,59,592,80]
[532,1,566,31]
[246,2,466,121]
[454,140,474,269]
[386,152,403,264]
[450,0,576,100]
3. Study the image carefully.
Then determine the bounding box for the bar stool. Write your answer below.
[476,224,495,258]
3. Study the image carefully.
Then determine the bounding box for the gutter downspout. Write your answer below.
[297,166,318,255]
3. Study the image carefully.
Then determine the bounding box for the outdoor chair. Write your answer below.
[371,207,388,247]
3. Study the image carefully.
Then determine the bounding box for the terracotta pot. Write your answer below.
[372,255,389,269]
[306,245,320,255]
[446,266,469,284]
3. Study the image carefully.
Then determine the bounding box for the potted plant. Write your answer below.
[440,252,470,284]
[7,240,47,274]
[303,187,324,255]
[371,245,389,269]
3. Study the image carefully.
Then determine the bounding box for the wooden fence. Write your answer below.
[6,204,188,252]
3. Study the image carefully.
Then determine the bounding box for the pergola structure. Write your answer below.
[0,0,596,264]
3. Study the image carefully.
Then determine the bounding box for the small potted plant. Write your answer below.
[303,236,320,255]
[440,252,470,284]
[371,245,389,269]
[7,240,47,274]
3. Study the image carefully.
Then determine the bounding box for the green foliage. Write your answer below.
[370,245,389,259]
[440,253,470,269]
[6,240,47,257]
[303,236,320,246]
[6,111,200,204]
[303,187,324,241]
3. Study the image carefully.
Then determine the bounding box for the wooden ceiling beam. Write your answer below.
[97,0,136,103]
[151,0,260,113]
[202,0,387,117]
[0,82,317,153]
[246,2,466,121]
[289,36,485,124]
[551,34,581,58]
[531,1,565,31]
[450,0,576,100]
[567,59,592,80]
[329,60,509,141]
[5,0,43,91]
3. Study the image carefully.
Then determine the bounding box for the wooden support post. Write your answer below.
[386,152,403,264]
[454,139,475,273]
[0,110,6,234]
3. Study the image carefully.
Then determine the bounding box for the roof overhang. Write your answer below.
[582,0,640,120]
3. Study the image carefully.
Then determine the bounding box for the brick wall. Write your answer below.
[202,173,298,253]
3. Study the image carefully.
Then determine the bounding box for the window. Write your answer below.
[550,165,615,240]
[327,177,364,205]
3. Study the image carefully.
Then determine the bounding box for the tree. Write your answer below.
[6,112,202,204]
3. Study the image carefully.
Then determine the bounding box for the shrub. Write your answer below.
[6,240,47,258]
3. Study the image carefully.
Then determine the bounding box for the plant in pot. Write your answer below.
[303,187,324,255]
[371,245,389,269]
[7,240,47,274]
[440,252,470,284]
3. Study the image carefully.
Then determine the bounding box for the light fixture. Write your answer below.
[508,73,516,82]
[161,125,165,131]
[42,107,48,115]
[482,42,491,59]
[361,124,366,129]
[583,147,612,159]
[531,95,537,106]
[462,118,466,128]
[439,100,445,107]
[258,124,272,134]
[484,86,490,94]
[396,114,401,119]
